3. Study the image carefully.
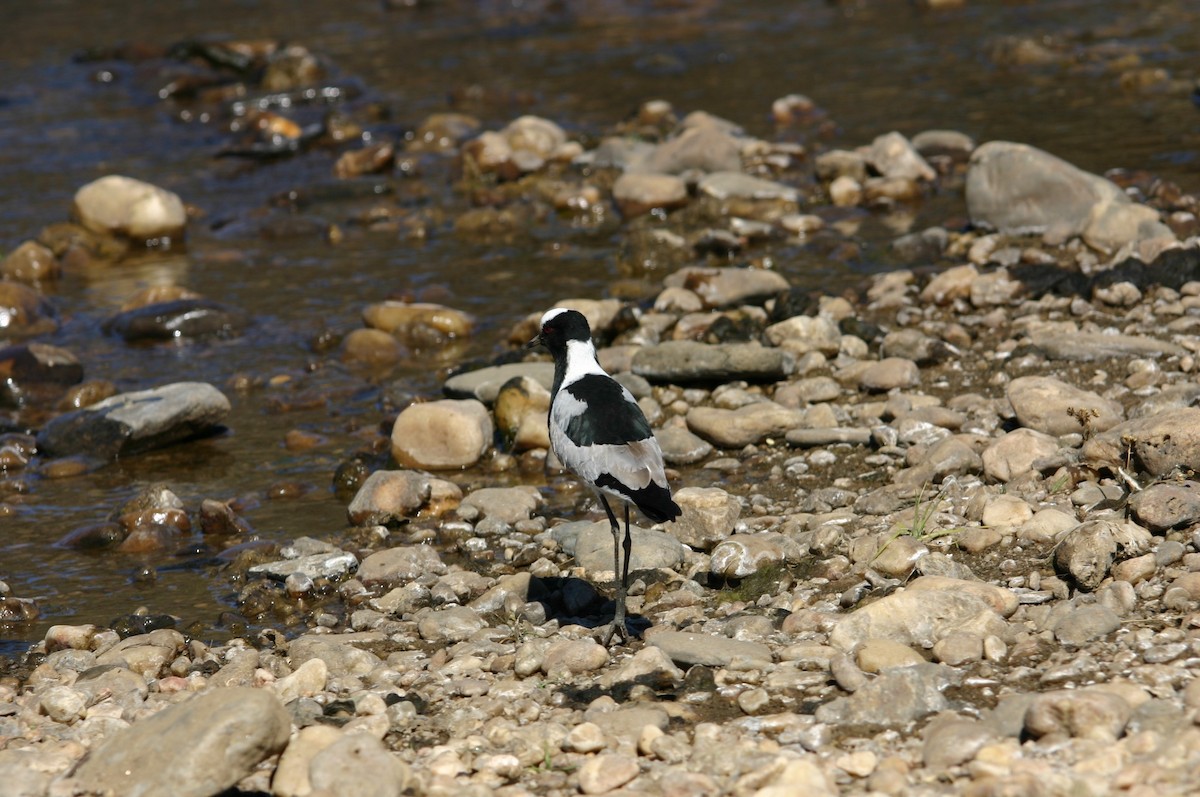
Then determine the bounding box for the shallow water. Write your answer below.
[1,0,1198,656]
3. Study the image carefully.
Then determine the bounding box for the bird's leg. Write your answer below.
[598,495,627,646]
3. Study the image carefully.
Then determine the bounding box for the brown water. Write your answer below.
[1,0,1198,656]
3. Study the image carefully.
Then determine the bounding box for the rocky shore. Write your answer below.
[4,35,1200,797]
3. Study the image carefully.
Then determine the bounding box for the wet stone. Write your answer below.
[104,299,249,341]
[72,174,188,245]
[0,342,82,410]
[249,537,358,582]
[347,470,435,526]
[37,381,231,460]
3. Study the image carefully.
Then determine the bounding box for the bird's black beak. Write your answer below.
[525,333,543,351]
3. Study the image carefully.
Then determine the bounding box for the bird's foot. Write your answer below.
[598,618,629,647]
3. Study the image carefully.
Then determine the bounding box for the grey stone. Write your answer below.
[966,140,1172,252]
[571,521,686,574]
[648,630,771,667]
[1083,408,1200,477]
[1029,330,1186,362]
[64,687,289,797]
[634,340,793,383]
[1053,603,1121,646]
[37,381,230,459]
[1130,481,1200,531]
[1054,519,1152,591]
[661,266,790,309]
[460,485,542,524]
[358,545,447,586]
[697,171,799,202]
[443,362,555,402]
[656,424,714,465]
[815,664,958,729]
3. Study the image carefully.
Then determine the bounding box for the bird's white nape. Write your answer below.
[560,338,606,386]
[539,307,570,327]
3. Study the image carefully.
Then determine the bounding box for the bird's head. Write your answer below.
[525,307,593,354]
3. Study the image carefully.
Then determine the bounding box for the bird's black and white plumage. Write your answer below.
[528,307,681,644]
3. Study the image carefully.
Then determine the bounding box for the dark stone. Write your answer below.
[103,298,248,341]
[37,381,231,460]
[0,342,83,407]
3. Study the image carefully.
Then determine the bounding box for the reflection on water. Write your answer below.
[1,0,1198,655]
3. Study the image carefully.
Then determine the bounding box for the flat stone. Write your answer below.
[662,266,790,309]
[568,521,686,574]
[1028,330,1186,361]
[358,545,447,587]
[634,340,793,384]
[37,381,230,459]
[686,402,805,447]
[697,171,800,202]
[648,630,771,667]
[443,362,555,402]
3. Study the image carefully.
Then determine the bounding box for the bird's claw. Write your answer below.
[598,619,629,647]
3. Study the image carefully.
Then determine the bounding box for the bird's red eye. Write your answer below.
[542,324,551,335]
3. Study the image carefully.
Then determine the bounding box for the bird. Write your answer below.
[527,307,681,645]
